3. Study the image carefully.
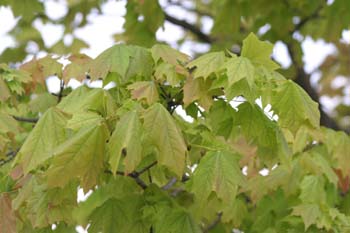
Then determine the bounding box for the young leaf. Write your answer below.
[183,76,213,110]
[151,44,190,66]
[143,103,187,177]
[0,193,16,233]
[186,51,226,80]
[241,33,280,70]
[271,80,320,134]
[221,56,255,87]
[14,107,70,174]
[292,204,321,230]
[46,122,109,191]
[190,150,244,205]
[108,111,143,174]
[127,81,159,105]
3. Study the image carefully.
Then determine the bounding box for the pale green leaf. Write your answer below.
[221,56,255,86]
[292,204,321,230]
[299,175,326,205]
[66,111,103,131]
[127,81,159,105]
[186,52,226,79]
[241,33,280,70]
[190,150,244,205]
[46,122,109,191]
[151,44,190,66]
[108,111,142,174]
[155,208,201,233]
[271,80,320,134]
[14,107,70,174]
[143,103,187,177]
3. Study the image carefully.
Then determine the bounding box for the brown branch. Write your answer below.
[203,212,223,232]
[109,161,158,190]
[162,177,177,190]
[0,150,18,166]
[57,79,64,103]
[12,115,38,123]
[164,12,213,43]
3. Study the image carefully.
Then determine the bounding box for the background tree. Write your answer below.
[0,0,350,232]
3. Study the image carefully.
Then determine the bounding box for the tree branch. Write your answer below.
[203,212,223,233]
[0,150,18,166]
[12,115,38,123]
[164,12,213,43]
[286,6,342,131]
[162,177,177,190]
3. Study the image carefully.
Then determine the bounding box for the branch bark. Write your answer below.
[12,115,38,123]
[203,212,223,232]
[164,12,213,43]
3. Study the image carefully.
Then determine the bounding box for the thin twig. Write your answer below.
[57,79,64,103]
[0,150,18,166]
[162,177,177,190]
[203,212,223,233]
[12,115,38,123]
[137,161,158,175]
[164,12,213,43]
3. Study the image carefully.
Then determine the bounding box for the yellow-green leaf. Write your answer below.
[143,103,187,177]
[14,107,70,174]
[108,111,142,174]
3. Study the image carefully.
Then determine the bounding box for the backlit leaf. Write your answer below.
[108,111,142,174]
[186,52,226,80]
[14,107,70,174]
[46,122,109,191]
[128,81,159,105]
[143,103,187,177]
[190,150,244,205]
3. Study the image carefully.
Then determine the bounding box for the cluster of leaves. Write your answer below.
[1,33,350,233]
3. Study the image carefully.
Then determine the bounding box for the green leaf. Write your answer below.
[271,80,320,134]
[190,151,244,205]
[28,92,57,113]
[186,52,226,80]
[89,44,152,81]
[13,177,77,228]
[58,87,116,117]
[66,111,103,131]
[299,175,326,205]
[108,111,143,174]
[151,44,190,66]
[46,122,109,191]
[183,76,213,110]
[74,176,142,225]
[14,107,70,173]
[143,103,187,177]
[241,33,280,70]
[127,81,159,105]
[0,193,16,233]
[207,99,236,138]
[221,56,255,87]
[154,62,185,86]
[154,208,201,233]
[88,196,148,233]
[292,204,321,230]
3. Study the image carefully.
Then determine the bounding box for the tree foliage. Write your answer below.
[1,0,350,232]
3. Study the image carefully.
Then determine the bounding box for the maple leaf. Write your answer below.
[151,44,190,66]
[46,122,109,191]
[14,107,70,174]
[108,111,143,174]
[143,103,187,177]
[292,204,321,230]
[221,56,255,87]
[190,150,245,205]
[0,193,16,233]
[186,51,226,80]
[183,76,213,110]
[127,81,159,105]
[271,80,320,134]
[20,56,63,86]
[63,54,92,83]
[241,33,280,70]
[88,44,152,81]
[88,196,149,233]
